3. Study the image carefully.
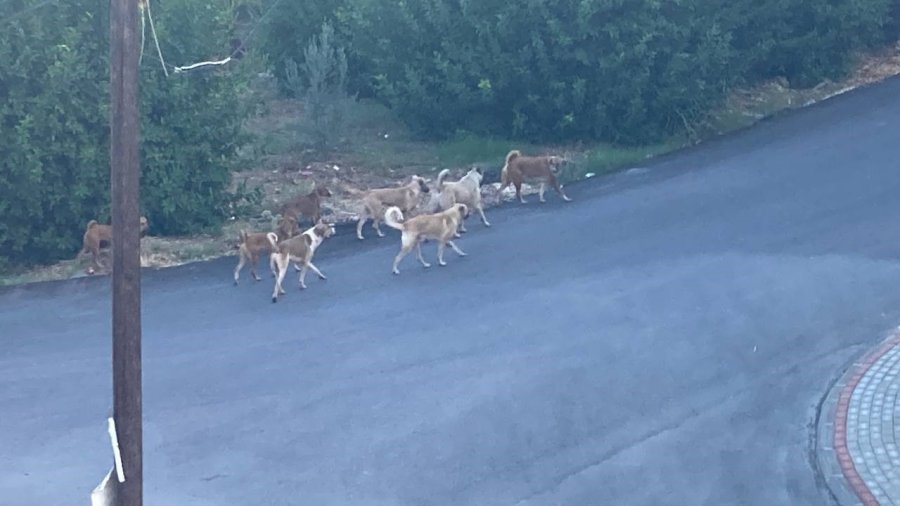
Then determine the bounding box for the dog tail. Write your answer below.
[501,150,520,186]
[77,220,101,257]
[436,168,451,187]
[266,232,280,251]
[383,206,405,231]
[345,186,366,197]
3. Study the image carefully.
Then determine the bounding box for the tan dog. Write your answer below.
[354,175,430,240]
[79,216,149,275]
[268,222,335,302]
[498,150,572,203]
[232,216,300,285]
[384,204,468,275]
[280,185,332,226]
[436,167,490,235]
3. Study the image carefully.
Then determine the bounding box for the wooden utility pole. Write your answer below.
[109,0,142,502]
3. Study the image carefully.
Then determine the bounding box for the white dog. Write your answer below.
[435,167,490,236]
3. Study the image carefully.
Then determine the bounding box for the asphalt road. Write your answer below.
[5,77,900,506]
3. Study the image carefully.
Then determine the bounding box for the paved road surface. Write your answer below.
[5,77,900,506]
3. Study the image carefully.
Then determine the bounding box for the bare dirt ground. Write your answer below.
[8,44,900,284]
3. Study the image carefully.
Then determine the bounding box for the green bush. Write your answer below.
[722,0,892,87]
[0,0,257,268]
[261,0,894,144]
[0,0,110,267]
[257,0,362,95]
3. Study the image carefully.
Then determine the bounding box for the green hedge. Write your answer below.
[262,0,893,143]
[0,0,255,268]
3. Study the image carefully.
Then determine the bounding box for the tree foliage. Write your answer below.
[0,0,257,268]
[262,0,894,143]
[284,22,354,152]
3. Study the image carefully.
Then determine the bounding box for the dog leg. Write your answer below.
[391,237,419,274]
[497,182,510,200]
[437,242,446,266]
[268,254,277,278]
[374,219,385,237]
[272,260,288,302]
[356,218,366,240]
[416,241,431,268]
[477,205,491,227]
[550,174,572,202]
[539,182,546,203]
[307,261,327,280]
[298,264,309,289]
[514,181,527,204]
[278,256,289,294]
[88,250,102,275]
[249,253,261,281]
[447,240,467,257]
[356,212,367,240]
[233,255,246,285]
[392,246,413,275]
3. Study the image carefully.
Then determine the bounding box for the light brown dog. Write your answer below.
[354,175,430,240]
[436,167,490,235]
[268,222,335,302]
[279,185,332,226]
[498,150,572,203]
[233,216,300,285]
[384,203,468,275]
[79,216,149,275]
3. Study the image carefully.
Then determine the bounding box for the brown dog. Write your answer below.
[383,203,468,275]
[498,150,572,203]
[79,216,149,275]
[268,222,335,302]
[354,175,430,240]
[233,216,300,285]
[280,185,332,226]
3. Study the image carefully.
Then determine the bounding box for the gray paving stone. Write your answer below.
[841,341,900,504]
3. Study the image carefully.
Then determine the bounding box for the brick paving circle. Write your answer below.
[825,332,900,505]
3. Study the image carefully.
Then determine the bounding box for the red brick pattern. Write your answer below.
[833,333,900,506]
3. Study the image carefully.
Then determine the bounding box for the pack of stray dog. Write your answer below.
[75,149,571,303]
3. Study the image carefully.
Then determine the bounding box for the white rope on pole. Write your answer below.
[138,2,146,66]
[173,57,233,73]
[144,0,168,77]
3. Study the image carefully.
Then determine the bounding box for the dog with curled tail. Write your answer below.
[233,215,300,285]
[498,150,572,204]
[79,216,149,275]
[435,167,490,236]
[383,204,468,275]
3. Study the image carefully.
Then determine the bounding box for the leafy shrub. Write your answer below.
[0,0,257,268]
[722,0,892,87]
[257,0,364,94]
[262,0,894,144]
[0,0,110,266]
